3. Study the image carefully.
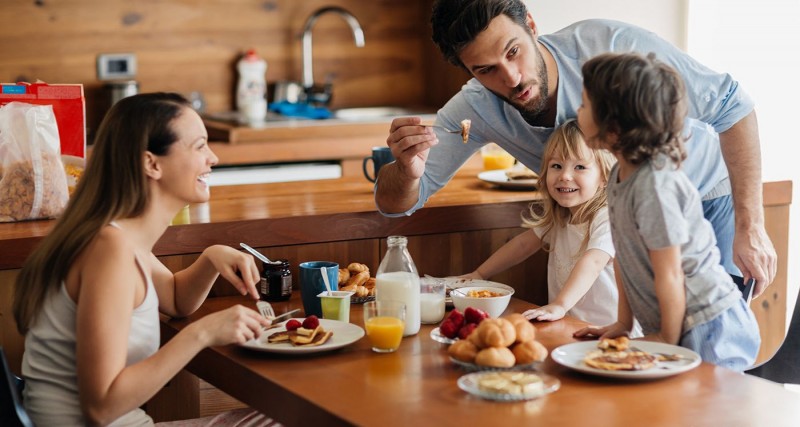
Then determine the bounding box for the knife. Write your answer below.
[268,308,301,324]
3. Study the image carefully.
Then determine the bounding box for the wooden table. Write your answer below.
[161,295,800,427]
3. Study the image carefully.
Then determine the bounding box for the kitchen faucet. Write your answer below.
[301,6,365,106]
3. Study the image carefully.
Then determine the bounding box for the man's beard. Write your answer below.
[490,48,550,126]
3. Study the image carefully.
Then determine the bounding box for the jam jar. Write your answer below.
[260,259,292,301]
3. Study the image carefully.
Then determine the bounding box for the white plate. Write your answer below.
[430,327,457,345]
[478,170,537,190]
[551,340,702,379]
[458,371,560,402]
[241,318,365,355]
[450,356,542,372]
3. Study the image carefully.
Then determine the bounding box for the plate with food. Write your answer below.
[551,337,702,379]
[458,371,559,402]
[478,169,538,190]
[241,318,364,355]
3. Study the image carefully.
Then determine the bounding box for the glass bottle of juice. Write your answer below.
[375,236,421,336]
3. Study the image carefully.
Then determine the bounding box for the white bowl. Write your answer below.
[451,285,514,318]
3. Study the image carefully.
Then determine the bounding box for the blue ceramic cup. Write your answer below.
[299,261,339,317]
[362,147,395,182]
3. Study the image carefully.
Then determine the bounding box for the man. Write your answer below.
[374,0,776,296]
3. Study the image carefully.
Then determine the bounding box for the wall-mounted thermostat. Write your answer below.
[97,53,137,80]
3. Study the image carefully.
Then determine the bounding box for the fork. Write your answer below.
[256,301,275,319]
[421,124,462,134]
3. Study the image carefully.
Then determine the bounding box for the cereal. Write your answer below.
[0,152,68,222]
[466,289,505,298]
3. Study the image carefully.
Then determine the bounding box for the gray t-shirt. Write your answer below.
[606,156,741,335]
[382,19,753,216]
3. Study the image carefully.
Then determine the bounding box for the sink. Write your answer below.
[332,107,435,121]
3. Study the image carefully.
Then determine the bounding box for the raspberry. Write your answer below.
[444,309,465,329]
[464,307,489,324]
[458,322,477,339]
[285,319,302,331]
[302,315,320,330]
[439,319,459,339]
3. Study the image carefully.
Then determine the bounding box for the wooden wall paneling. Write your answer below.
[419,0,471,107]
[0,0,437,136]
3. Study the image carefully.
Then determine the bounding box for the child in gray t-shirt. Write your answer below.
[572,52,760,371]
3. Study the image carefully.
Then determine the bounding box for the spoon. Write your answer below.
[320,266,333,296]
[240,242,280,264]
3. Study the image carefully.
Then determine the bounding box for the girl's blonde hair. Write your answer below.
[522,120,616,252]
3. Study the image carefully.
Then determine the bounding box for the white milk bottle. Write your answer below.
[375,236,421,336]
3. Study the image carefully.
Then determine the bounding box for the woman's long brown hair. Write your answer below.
[13,93,190,334]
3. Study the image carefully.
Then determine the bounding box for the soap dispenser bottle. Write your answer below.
[236,49,267,123]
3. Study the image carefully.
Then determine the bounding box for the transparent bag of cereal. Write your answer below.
[0,102,69,222]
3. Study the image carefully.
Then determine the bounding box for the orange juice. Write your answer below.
[482,152,515,170]
[365,316,405,352]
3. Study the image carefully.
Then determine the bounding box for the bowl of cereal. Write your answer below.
[61,155,85,196]
[451,283,514,318]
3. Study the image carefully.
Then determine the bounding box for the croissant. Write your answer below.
[345,270,370,288]
[338,268,350,285]
[347,262,369,274]
[354,285,369,298]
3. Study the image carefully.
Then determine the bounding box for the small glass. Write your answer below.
[420,278,446,324]
[363,300,406,353]
[318,290,354,322]
[481,143,515,170]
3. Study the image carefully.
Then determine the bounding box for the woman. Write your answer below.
[13,93,274,426]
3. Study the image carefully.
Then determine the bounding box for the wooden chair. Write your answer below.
[746,285,800,384]
[1,346,33,427]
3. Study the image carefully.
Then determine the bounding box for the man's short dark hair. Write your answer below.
[431,0,529,69]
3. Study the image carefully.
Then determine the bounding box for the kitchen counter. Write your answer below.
[0,166,537,269]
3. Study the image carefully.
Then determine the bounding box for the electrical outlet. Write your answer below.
[96,53,137,80]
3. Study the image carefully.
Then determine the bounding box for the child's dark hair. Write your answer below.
[582,52,687,166]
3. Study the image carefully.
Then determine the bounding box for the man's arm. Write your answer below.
[719,110,778,297]
[375,162,423,213]
[375,117,438,214]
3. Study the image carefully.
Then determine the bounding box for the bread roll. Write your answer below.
[475,346,515,368]
[447,339,478,363]
[503,313,536,343]
[476,318,517,348]
[511,340,548,364]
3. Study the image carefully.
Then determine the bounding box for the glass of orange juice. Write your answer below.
[363,300,406,353]
[481,143,515,170]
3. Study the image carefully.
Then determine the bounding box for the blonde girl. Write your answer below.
[463,120,619,326]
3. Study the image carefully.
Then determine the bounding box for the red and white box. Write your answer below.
[0,82,86,158]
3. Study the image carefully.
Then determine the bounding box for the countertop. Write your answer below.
[0,166,540,269]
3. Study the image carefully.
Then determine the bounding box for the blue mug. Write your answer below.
[299,261,339,317]
[362,147,395,183]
